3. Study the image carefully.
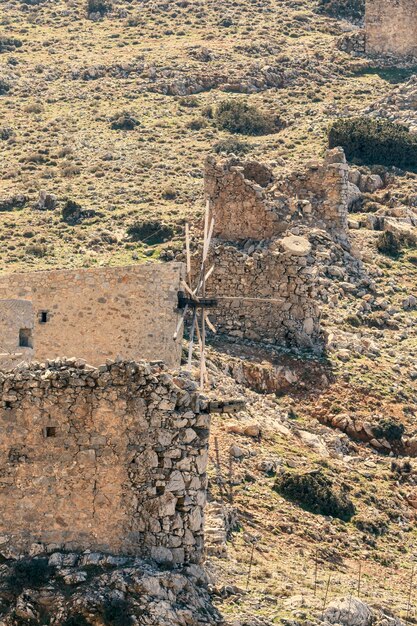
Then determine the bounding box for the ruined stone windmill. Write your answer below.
[173,201,217,389]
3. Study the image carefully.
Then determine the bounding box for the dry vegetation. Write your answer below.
[0,0,395,272]
[1,0,417,624]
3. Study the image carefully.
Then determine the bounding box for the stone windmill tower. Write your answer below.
[365,0,417,58]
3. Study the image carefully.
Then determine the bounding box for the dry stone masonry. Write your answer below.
[203,149,350,352]
[0,359,209,565]
[0,264,184,370]
[366,0,417,59]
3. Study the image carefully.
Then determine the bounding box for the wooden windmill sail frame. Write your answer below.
[173,200,216,389]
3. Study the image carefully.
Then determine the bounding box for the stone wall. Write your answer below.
[206,236,322,351]
[0,264,184,370]
[366,0,417,58]
[205,157,286,241]
[205,149,349,243]
[0,300,34,366]
[280,151,349,236]
[201,150,349,352]
[0,360,209,565]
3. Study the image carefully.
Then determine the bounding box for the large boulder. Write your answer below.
[324,597,373,626]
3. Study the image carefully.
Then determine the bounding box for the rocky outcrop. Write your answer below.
[0,552,222,625]
[366,75,417,133]
[324,597,373,626]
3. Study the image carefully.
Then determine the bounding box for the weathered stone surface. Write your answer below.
[0,553,222,625]
[201,150,352,353]
[280,235,311,256]
[366,0,417,59]
[0,264,184,370]
[324,596,373,626]
[0,360,209,564]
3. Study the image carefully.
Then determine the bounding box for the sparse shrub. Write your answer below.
[377,231,401,257]
[178,96,199,108]
[26,243,48,257]
[201,105,213,119]
[127,220,174,245]
[87,0,111,16]
[372,418,405,442]
[0,194,26,212]
[274,469,355,521]
[0,126,13,140]
[329,117,417,171]
[215,100,281,136]
[219,16,234,27]
[355,514,389,536]
[317,0,364,23]
[62,164,81,177]
[24,103,44,114]
[391,460,412,482]
[0,36,22,53]
[110,111,139,131]
[187,117,207,130]
[0,79,11,95]
[25,151,48,164]
[345,314,361,327]
[101,598,133,626]
[161,186,177,200]
[7,558,52,594]
[213,137,251,154]
[62,200,83,224]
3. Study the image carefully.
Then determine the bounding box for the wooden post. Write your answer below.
[314,549,318,596]
[405,564,415,625]
[228,450,234,505]
[322,575,331,620]
[246,541,256,592]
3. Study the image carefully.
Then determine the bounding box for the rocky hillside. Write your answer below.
[1,0,417,625]
[1,0,414,271]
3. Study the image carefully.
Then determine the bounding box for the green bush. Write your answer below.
[62,200,83,224]
[127,220,174,245]
[274,469,355,521]
[0,36,22,52]
[355,514,389,536]
[213,137,252,155]
[215,100,281,136]
[0,79,11,95]
[87,0,111,15]
[7,558,53,594]
[110,111,139,131]
[102,598,132,626]
[328,117,417,171]
[377,231,402,257]
[317,0,364,23]
[372,418,405,442]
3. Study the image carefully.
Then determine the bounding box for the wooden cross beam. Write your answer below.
[177,291,218,310]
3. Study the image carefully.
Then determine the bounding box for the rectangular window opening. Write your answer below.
[19,328,33,349]
[39,311,48,324]
[45,426,57,438]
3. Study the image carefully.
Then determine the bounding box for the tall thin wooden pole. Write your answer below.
[314,549,318,596]
[405,564,415,626]
[322,575,331,620]
[246,541,256,592]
